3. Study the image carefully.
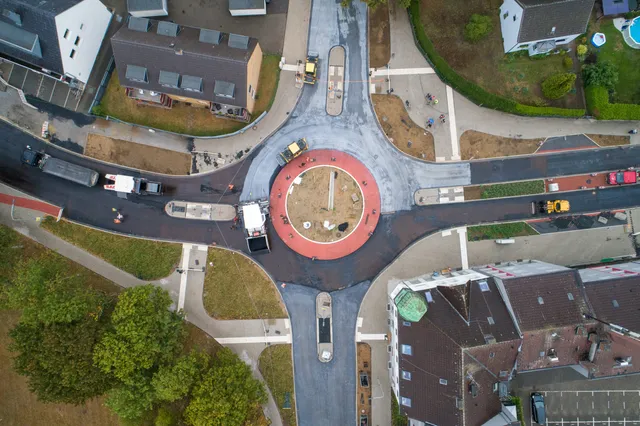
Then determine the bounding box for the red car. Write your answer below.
[607,171,637,185]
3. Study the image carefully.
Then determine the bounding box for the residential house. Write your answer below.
[127,0,168,18]
[388,260,640,426]
[0,0,112,85]
[499,0,595,55]
[111,17,263,122]
[229,0,266,17]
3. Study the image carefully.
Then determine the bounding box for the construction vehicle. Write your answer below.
[103,174,163,195]
[277,138,308,166]
[532,200,570,215]
[239,200,270,253]
[22,149,99,187]
[607,170,637,185]
[304,54,319,85]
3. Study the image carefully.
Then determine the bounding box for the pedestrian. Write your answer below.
[116,212,124,221]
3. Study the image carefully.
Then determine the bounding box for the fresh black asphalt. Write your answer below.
[3,121,640,290]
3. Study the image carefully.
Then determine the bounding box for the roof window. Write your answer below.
[479,281,490,292]
[613,299,620,308]
[401,371,412,381]
[401,344,412,356]
[567,292,574,301]
[401,397,411,407]
[425,291,434,303]
[125,64,148,83]
[439,378,448,385]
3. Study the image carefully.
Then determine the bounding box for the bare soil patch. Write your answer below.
[586,134,630,147]
[357,343,372,423]
[460,130,543,160]
[369,3,391,68]
[372,95,435,161]
[287,166,363,242]
[85,134,191,175]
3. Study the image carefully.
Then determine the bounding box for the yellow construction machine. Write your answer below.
[532,200,570,215]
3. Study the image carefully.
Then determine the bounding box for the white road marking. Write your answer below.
[216,335,292,344]
[370,67,435,77]
[445,85,459,160]
[282,64,299,71]
[442,229,452,237]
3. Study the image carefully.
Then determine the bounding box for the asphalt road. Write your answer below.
[4,120,640,290]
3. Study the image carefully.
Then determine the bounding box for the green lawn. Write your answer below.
[480,180,545,199]
[591,20,640,104]
[41,218,181,280]
[96,54,281,136]
[258,345,296,426]
[467,222,538,241]
[202,249,287,320]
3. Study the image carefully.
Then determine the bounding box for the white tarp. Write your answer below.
[242,203,264,231]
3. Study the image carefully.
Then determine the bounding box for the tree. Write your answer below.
[155,407,177,426]
[93,285,184,384]
[541,73,576,100]
[184,349,266,426]
[582,61,619,90]
[9,319,113,404]
[397,0,411,8]
[152,350,210,402]
[4,256,106,325]
[464,14,493,42]
[577,44,588,61]
[105,379,156,420]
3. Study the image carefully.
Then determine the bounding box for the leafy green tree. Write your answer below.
[93,285,184,384]
[4,256,106,325]
[152,350,210,402]
[184,349,266,426]
[9,318,113,404]
[541,73,576,100]
[155,407,177,426]
[577,44,588,61]
[582,61,619,89]
[398,0,411,8]
[464,14,493,42]
[105,378,156,420]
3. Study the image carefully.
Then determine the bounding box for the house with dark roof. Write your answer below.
[229,0,266,17]
[127,0,168,18]
[0,0,112,84]
[111,17,262,121]
[498,0,595,55]
[388,260,640,425]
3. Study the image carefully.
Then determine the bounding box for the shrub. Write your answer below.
[563,56,573,69]
[91,104,105,117]
[542,73,576,100]
[582,61,618,90]
[577,44,588,61]
[464,14,493,42]
[586,85,640,120]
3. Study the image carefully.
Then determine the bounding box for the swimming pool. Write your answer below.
[630,17,640,44]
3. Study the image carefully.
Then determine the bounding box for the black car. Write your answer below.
[531,392,546,425]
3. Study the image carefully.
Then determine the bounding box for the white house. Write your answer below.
[499,0,595,55]
[0,0,112,84]
[127,0,168,18]
[229,0,266,17]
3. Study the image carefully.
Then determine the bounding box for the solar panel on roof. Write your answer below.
[228,33,249,49]
[180,75,202,92]
[199,29,221,45]
[157,21,179,37]
[214,81,235,98]
[159,70,180,88]
[128,16,150,32]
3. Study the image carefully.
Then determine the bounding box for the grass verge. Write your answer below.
[41,217,181,280]
[96,54,281,136]
[202,249,287,320]
[258,344,296,426]
[465,180,545,200]
[467,222,538,241]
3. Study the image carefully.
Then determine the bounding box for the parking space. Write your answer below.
[543,390,640,424]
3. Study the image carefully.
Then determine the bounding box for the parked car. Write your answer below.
[531,392,546,425]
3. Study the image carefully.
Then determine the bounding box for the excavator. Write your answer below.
[532,200,570,215]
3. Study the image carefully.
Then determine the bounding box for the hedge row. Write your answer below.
[407,1,585,118]
[585,85,640,120]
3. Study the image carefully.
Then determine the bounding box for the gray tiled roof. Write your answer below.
[0,0,81,74]
[584,275,640,333]
[228,0,265,10]
[111,18,258,107]
[127,0,165,12]
[516,0,595,43]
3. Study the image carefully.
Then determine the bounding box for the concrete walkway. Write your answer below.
[0,182,289,426]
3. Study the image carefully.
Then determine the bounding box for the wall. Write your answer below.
[166,93,210,107]
[55,0,112,83]
[245,43,263,114]
[499,0,523,53]
[229,2,266,17]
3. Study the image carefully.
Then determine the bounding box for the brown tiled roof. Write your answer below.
[463,353,504,426]
[466,339,520,378]
[398,279,520,425]
[502,270,588,331]
[584,276,640,333]
[517,324,594,372]
[438,282,471,322]
[589,332,640,378]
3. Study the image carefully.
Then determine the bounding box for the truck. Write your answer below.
[277,138,308,167]
[304,54,319,85]
[22,149,99,187]
[239,200,270,253]
[607,170,637,185]
[532,200,570,215]
[103,174,163,195]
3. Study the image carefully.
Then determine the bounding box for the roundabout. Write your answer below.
[270,149,381,260]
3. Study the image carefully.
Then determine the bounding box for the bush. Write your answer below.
[464,14,493,42]
[563,56,573,69]
[480,181,545,199]
[407,2,585,118]
[91,104,105,117]
[582,61,618,90]
[586,85,640,120]
[542,73,576,100]
[577,44,588,62]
